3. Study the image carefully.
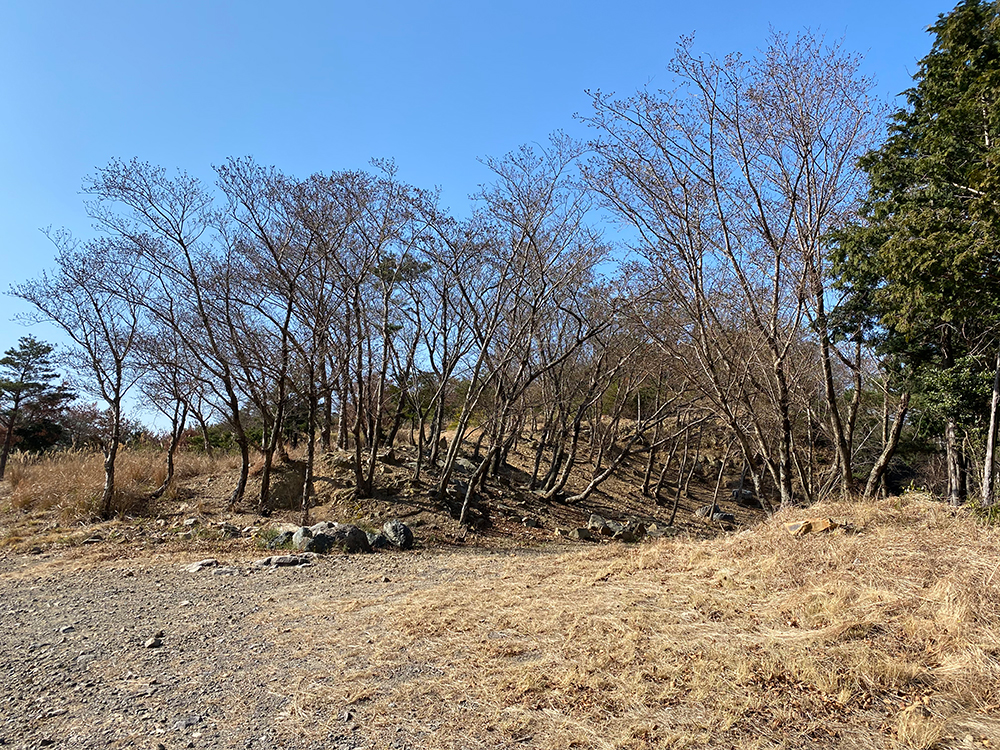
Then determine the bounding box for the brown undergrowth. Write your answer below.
[263,494,1000,749]
[1,449,240,521]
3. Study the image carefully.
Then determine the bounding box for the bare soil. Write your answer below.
[0,543,524,750]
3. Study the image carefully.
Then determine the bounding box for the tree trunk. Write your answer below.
[100,402,123,519]
[983,349,1000,506]
[301,383,318,526]
[151,401,188,501]
[0,393,23,481]
[946,417,962,506]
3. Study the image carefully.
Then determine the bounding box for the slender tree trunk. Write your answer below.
[814,292,855,496]
[101,401,123,519]
[0,394,23,481]
[230,431,250,512]
[946,418,962,506]
[709,442,733,516]
[775,366,795,508]
[667,425,691,527]
[983,349,1000,506]
[151,401,188,501]
[195,411,213,457]
[301,381,318,526]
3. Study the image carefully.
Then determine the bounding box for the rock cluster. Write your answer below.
[557,513,675,543]
[268,519,415,555]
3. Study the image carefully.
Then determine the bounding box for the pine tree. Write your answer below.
[0,336,75,479]
[835,0,1000,504]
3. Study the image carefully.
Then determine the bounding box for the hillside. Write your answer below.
[2,450,999,749]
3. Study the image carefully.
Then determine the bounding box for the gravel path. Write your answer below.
[0,546,513,750]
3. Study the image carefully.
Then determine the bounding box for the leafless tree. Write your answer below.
[583,32,879,506]
[13,232,147,518]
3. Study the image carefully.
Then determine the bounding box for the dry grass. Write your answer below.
[2,448,239,522]
[261,493,1000,749]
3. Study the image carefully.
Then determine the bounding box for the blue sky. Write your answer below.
[1,0,950,360]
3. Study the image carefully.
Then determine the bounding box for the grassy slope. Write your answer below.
[1,449,999,748]
[264,495,1000,749]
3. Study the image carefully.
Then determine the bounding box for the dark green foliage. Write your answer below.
[834,1,1000,435]
[0,336,76,477]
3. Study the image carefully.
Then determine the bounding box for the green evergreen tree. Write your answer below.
[0,336,75,479]
[834,0,1000,504]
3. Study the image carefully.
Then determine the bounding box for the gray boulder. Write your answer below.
[268,531,295,549]
[253,553,318,568]
[382,519,414,550]
[292,526,313,549]
[308,524,371,554]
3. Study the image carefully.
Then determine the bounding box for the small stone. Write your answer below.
[59,625,75,633]
[171,714,202,731]
[180,600,192,607]
[145,637,163,649]
[183,517,199,527]
[522,517,541,528]
[185,559,218,573]
[569,528,595,541]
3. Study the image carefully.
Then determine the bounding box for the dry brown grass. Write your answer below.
[2,448,240,522]
[261,493,1000,749]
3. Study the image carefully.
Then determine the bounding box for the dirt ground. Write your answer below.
[0,543,523,750]
[0,441,775,750]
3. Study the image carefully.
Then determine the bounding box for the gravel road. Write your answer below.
[0,545,511,750]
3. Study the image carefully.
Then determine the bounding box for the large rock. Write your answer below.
[382,519,414,550]
[292,527,313,549]
[311,524,371,554]
[253,553,318,568]
[291,522,371,554]
[268,531,295,549]
[325,452,356,471]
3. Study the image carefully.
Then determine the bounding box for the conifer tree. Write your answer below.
[0,336,74,479]
[835,0,1000,504]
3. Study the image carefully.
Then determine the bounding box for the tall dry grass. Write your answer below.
[2,448,238,521]
[264,494,1000,749]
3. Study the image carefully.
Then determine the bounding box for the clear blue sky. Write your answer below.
[1,0,950,358]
